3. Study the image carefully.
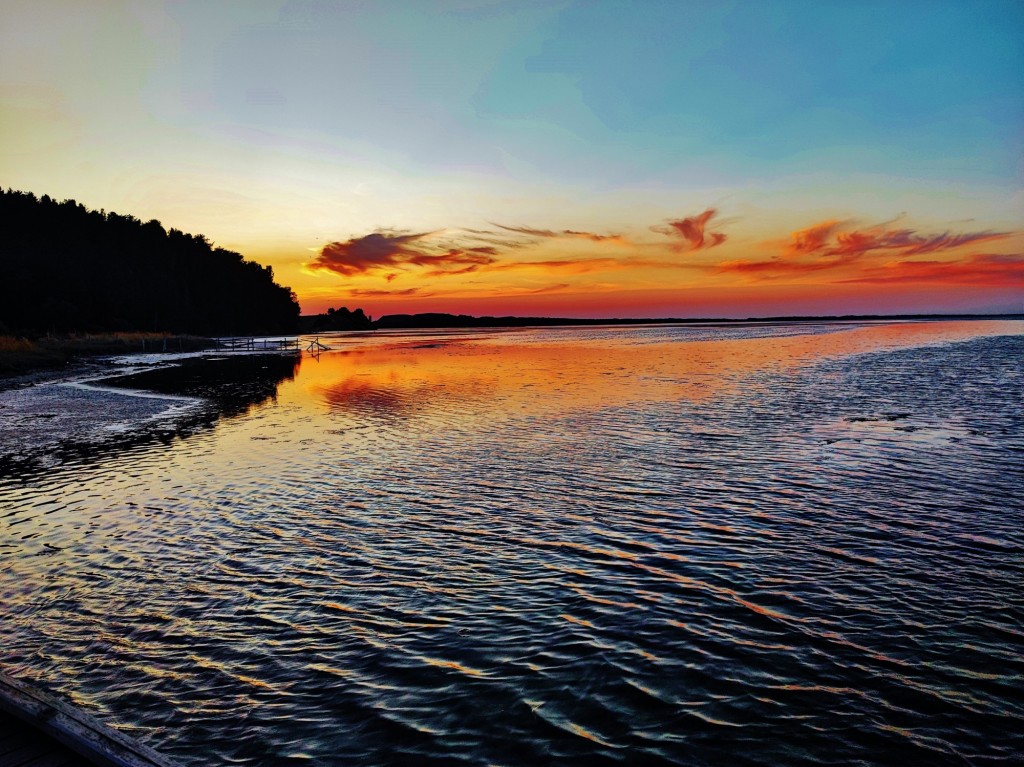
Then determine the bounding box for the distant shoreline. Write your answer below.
[3,314,1021,383]
[310,310,1024,332]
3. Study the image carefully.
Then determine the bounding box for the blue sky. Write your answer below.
[157,0,1023,185]
[1,0,1022,315]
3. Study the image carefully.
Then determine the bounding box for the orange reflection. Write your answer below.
[281,320,1022,421]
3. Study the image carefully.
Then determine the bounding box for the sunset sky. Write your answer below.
[2,0,1022,318]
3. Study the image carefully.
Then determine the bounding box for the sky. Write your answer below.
[2,0,1022,318]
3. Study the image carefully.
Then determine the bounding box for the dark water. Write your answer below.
[0,354,300,474]
[1,321,1022,766]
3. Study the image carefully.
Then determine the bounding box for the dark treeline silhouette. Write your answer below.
[306,311,1020,331]
[371,312,1023,329]
[371,312,734,329]
[0,188,300,336]
[299,306,373,333]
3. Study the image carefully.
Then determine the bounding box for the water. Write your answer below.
[1,320,1022,766]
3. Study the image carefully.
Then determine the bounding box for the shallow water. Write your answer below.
[1,320,1022,766]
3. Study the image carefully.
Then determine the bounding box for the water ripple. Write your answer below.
[1,321,1022,766]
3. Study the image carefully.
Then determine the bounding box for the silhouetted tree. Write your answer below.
[300,305,373,332]
[0,188,300,335]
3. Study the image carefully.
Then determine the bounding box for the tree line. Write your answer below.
[0,188,300,336]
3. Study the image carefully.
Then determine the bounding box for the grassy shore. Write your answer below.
[0,333,217,378]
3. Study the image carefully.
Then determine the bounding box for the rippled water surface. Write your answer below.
[1,320,1022,766]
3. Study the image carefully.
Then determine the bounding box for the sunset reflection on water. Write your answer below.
[1,319,1022,767]
[287,320,1022,419]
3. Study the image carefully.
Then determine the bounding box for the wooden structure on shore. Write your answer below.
[216,336,302,352]
[215,336,335,354]
[0,671,180,767]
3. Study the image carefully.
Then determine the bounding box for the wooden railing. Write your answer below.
[216,337,303,352]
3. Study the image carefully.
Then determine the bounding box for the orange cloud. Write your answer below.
[493,224,627,244]
[715,258,835,276]
[785,220,845,257]
[521,282,572,294]
[309,209,730,285]
[830,228,1008,257]
[489,257,648,275]
[719,219,1016,281]
[310,231,498,277]
[838,253,1024,285]
[785,219,1009,259]
[652,209,728,250]
[348,286,427,297]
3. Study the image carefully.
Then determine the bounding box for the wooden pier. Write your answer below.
[0,671,179,767]
[216,336,333,353]
[217,336,303,352]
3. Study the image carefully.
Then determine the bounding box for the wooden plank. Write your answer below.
[0,673,179,767]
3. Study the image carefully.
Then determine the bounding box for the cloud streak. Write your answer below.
[719,219,1015,281]
[310,231,499,277]
[837,253,1024,285]
[785,219,1009,260]
[652,209,728,251]
[785,220,846,257]
[347,286,427,297]
[492,224,628,245]
[310,207,731,283]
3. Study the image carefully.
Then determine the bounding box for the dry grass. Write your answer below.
[0,336,37,353]
[0,333,217,376]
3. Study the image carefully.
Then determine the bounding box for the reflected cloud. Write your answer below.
[296,322,1022,431]
[318,379,422,418]
[310,347,497,421]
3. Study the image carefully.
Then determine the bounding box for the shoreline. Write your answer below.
[5,314,1021,383]
[366,310,1024,330]
[0,333,218,386]
[0,349,302,476]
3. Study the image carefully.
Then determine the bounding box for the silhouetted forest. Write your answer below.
[0,189,300,335]
[299,306,373,332]
[369,311,1021,329]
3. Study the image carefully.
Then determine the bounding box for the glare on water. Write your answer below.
[1,320,1022,766]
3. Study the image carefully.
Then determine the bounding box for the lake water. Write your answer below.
[1,320,1022,766]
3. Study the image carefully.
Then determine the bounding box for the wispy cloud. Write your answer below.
[491,256,708,275]
[310,208,733,285]
[522,282,572,294]
[652,209,728,251]
[715,258,834,276]
[309,230,499,277]
[492,224,626,244]
[718,218,1015,281]
[490,257,631,275]
[347,286,427,297]
[309,222,640,282]
[837,253,1024,285]
[785,219,1009,259]
[784,220,846,257]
